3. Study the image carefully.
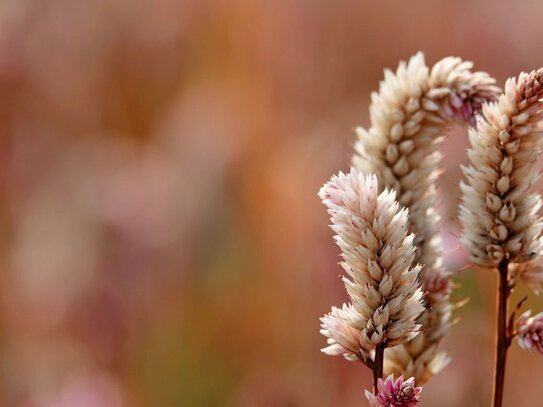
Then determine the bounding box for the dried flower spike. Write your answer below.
[319,169,425,356]
[365,375,422,407]
[459,68,543,407]
[516,310,543,354]
[354,51,500,383]
[460,68,543,269]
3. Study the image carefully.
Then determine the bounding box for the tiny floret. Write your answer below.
[320,304,368,362]
[516,310,543,354]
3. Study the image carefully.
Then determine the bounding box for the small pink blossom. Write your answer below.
[365,375,421,407]
[516,310,543,354]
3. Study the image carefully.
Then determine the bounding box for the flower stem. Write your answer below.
[373,343,385,394]
[492,259,511,407]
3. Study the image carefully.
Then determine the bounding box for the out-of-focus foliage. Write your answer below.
[0,0,541,406]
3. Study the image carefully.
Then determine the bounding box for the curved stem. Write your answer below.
[492,259,511,407]
[373,343,385,394]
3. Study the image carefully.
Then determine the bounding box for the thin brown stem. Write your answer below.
[492,259,511,407]
[373,343,385,394]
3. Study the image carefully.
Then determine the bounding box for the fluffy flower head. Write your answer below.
[460,68,543,268]
[352,51,500,382]
[319,169,425,353]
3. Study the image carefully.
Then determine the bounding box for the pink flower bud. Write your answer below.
[516,310,543,354]
[365,375,422,407]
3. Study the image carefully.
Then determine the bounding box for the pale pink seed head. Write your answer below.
[319,169,425,352]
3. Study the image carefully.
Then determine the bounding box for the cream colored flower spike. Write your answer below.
[319,169,425,358]
[353,52,501,383]
[460,68,543,268]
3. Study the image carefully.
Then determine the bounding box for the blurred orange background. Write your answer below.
[0,0,542,406]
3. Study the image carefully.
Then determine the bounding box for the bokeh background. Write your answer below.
[0,0,542,406]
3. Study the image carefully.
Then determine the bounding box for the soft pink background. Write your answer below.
[0,0,542,406]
